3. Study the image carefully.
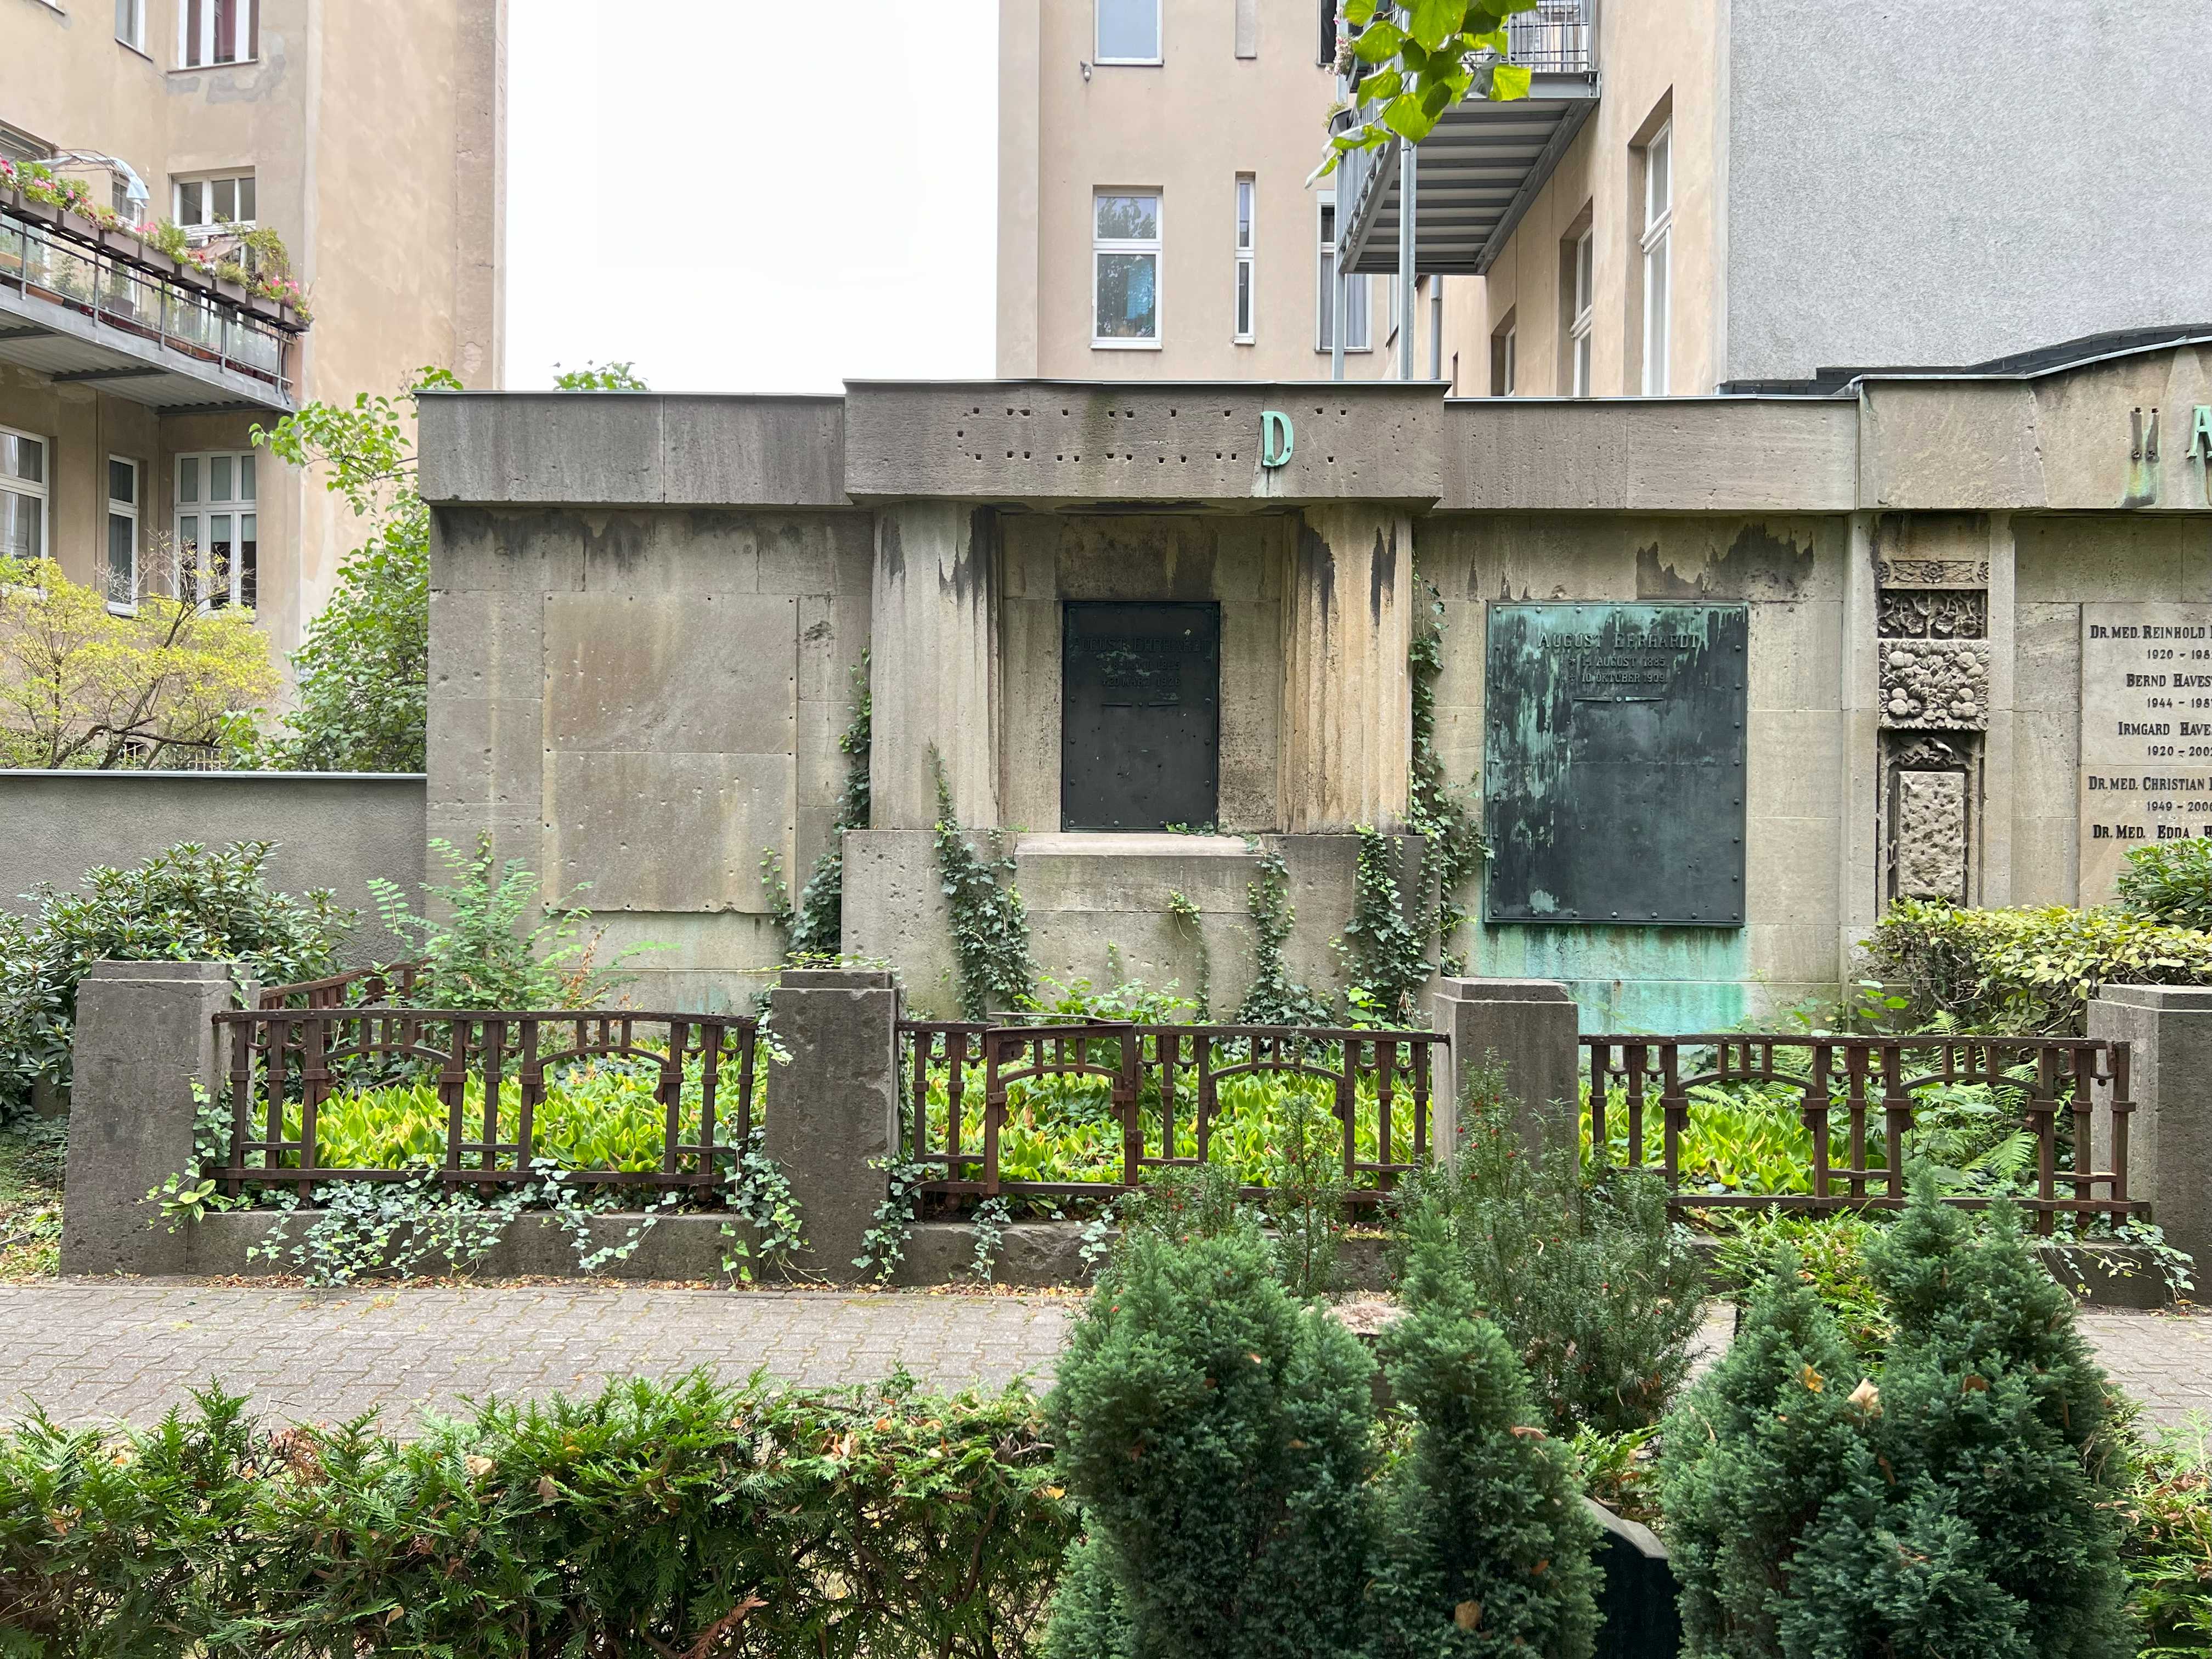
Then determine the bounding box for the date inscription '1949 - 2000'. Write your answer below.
[1485,603,1749,927]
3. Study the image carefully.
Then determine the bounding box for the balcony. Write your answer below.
[1336,0,1599,278]
[0,192,307,413]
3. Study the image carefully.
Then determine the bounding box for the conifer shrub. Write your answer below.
[1364,1216,1601,1659]
[1044,1227,1376,1658]
[1394,1073,1707,1434]
[1661,1173,2131,1659]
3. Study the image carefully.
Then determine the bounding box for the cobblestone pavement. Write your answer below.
[0,1283,1075,1431]
[0,1283,2204,1434]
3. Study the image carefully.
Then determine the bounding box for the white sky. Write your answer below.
[505,0,1000,393]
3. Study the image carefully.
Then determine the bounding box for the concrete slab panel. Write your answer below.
[427,696,544,812]
[420,393,663,505]
[545,592,796,755]
[1747,601,1844,710]
[546,751,794,913]
[1629,517,1842,604]
[1745,816,1842,917]
[427,588,544,703]
[2016,516,2201,604]
[797,594,871,708]
[659,396,848,507]
[432,507,588,593]
[759,513,877,595]
[578,511,761,595]
[1747,709,1844,819]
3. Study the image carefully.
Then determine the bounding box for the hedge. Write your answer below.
[1863,899,2212,1035]
[0,1372,1072,1657]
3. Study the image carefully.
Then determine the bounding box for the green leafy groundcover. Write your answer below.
[0,1371,1071,1657]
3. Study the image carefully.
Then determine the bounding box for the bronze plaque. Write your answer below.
[1484,603,1748,925]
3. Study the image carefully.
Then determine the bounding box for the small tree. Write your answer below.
[0,552,275,769]
[1045,1227,1376,1658]
[550,359,649,390]
[1365,1216,1601,1659]
[1398,1070,1707,1434]
[1316,2,1539,179]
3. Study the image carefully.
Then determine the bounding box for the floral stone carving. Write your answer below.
[1880,639,1990,729]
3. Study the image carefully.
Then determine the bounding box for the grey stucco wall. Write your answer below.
[0,771,427,962]
[1724,1,2212,382]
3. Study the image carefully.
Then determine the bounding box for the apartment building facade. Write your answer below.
[997,0,1441,382]
[1369,0,2212,396]
[0,0,504,659]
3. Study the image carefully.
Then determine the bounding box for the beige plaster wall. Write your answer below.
[1413,511,1849,1015]
[1438,0,1722,397]
[428,506,873,1009]
[997,511,1289,833]
[0,0,505,662]
[1000,0,1426,382]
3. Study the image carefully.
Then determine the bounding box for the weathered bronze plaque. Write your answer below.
[1485,603,1748,925]
[1062,602,1221,831]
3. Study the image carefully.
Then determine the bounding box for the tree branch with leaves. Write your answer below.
[1316,0,1537,179]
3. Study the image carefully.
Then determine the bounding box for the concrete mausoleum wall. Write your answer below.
[416,345,2212,1026]
[0,770,427,963]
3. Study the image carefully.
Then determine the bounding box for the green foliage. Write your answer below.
[1401,1070,1706,1435]
[2115,1408,2212,1657]
[1046,1227,1376,1658]
[1364,1218,1600,1659]
[855,1155,935,1283]
[2116,836,2212,929]
[930,747,1036,1020]
[1335,825,1430,1025]
[787,654,871,958]
[1713,1209,1893,1361]
[0,840,351,1115]
[550,359,649,391]
[1317,0,1538,178]
[1165,888,1210,1019]
[1235,848,1335,1026]
[1661,1175,2131,1659]
[0,1371,1073,1655]
[1865,898,2212,1035]
[247,366,462,772]
[0,1120,66,1280]
[1262,1085,1347,1299]
[367,834,626,1011]
[1408,577,1487,975]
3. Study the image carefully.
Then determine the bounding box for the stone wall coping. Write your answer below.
[83,959,235,983]
[2093,984,2212,1012]
[1434,977,1577,1005]
[776,968,895,990]
[1015,832,1254,858]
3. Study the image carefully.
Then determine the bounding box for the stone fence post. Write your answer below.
[766,967,902,1282]
[1428,977,1582,1161]
[2087,985,2212,1271]
[60,960,234,1277]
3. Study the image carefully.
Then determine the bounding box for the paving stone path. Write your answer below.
[0,1283,2204,1434]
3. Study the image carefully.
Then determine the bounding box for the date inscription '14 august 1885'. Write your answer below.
[1485,603,1749,926]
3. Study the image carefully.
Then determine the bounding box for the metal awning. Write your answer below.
[1339,69,1598,278]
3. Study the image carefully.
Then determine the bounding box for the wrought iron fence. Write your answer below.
[0,205,297,394]
[1584,1034,2140,1229]
[898,1020,1446,1206]
[256,961,422,1011]
[206,1005,760,1197]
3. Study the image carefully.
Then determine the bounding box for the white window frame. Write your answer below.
[1570,227,1594,397]
[1640,123,1673,396]
[172,449,258,610]
[177,0,257,68]
[1092,190,1163,350]
[115,0,146,52]
[106,455,139,613]
[1094,0,1163,64]
[1502,325,1517,395]
[0,424,50,563]
[173,171,257,233]
[1232,175,1256,344]
[1316,194,1371,353]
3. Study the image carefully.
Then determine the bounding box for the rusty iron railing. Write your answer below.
[256,961,423,1010]
[207,1005,758,1197]
[898,1020,1444,1206]
[1584,1034,2140,1229]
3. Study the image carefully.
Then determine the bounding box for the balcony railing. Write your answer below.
[0,201,300,398]
[1500,0,1592,75]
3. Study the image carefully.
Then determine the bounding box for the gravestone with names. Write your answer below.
[2079,602,2212,902]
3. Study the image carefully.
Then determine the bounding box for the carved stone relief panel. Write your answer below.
[1876,589,1988,640]
[1884,734,1978,906]
[1880,639,1991,729]
[1874,556,1989,590]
